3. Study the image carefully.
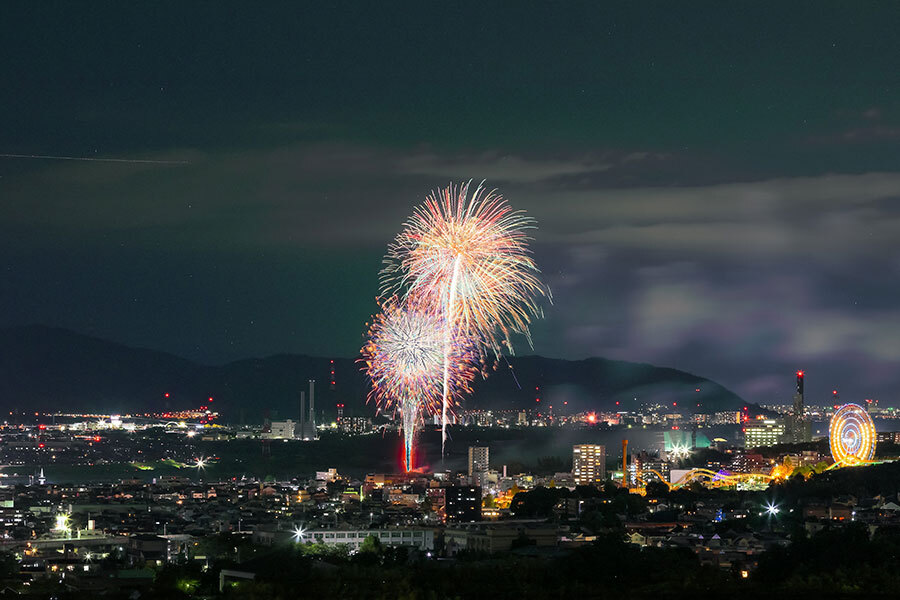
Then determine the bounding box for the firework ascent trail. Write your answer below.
[361,297,477,471]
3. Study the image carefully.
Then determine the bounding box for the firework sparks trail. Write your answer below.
[361,298,476,471]
[381,181,549,456]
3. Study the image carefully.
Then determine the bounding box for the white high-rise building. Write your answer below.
[468,446,489,479]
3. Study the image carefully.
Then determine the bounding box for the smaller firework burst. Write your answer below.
[361,297,477,471]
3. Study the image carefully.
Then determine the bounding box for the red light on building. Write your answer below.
[38,443,44,449]
[535,398,540,402]
[673,402,677,407]
[208,397,213,402]
[797,370,804,377]
[165,393,170,398]
[93,436,101,442]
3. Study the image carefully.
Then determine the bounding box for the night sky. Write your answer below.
[3,4,900,406]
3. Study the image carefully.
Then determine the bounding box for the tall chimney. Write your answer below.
[308,379,316,438]
[299,392,306,439]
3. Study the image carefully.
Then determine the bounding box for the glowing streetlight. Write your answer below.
[292,526,306,542]
[670,444,690,460]
[764,501,780,516]
[53,514,71,536]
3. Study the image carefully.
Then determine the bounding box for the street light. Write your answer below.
[292,526,306,543]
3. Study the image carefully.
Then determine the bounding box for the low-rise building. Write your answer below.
[444,522,558,555]
[299,528,434,551]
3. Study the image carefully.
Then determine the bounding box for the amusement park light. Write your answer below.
[829,403,877,467]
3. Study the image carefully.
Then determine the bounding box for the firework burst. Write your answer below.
[381,181,548,453]
[361,297,476,471]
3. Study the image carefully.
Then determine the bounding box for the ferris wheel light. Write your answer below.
[829,403,876,467]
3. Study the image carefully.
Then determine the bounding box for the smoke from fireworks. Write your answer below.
[361,297,476,471]
[381,181,548,454]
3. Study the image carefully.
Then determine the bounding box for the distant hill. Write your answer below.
[0,325,748,421]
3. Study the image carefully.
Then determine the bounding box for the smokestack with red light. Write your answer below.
[793,370,805,418]
[790,370,809,443]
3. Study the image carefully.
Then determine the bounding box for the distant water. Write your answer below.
[7,419,888,484]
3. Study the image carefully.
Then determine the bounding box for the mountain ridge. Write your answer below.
[0,324,749,421]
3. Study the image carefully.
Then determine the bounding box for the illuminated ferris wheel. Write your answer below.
[829,403,876,466]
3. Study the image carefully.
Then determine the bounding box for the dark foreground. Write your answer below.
[11,524,900,600]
